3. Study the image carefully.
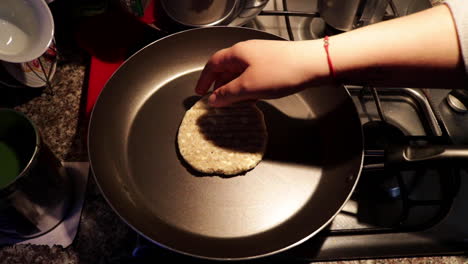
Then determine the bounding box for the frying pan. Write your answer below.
[88,27,364,260]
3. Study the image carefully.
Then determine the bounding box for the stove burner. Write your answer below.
[363,121,406,150]
[353,170,405,227]
[362,120,406,167]
[350,117,460,233]
[356,122,412,228]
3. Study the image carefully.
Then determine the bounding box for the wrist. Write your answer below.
[299,40,335,85]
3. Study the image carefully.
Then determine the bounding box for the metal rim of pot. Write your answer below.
[0,108,41,196]
[160,0,241,27]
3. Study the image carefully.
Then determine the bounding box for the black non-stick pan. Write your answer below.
[88,27,364,260]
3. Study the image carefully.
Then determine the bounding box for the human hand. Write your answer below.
[195,39,330,107]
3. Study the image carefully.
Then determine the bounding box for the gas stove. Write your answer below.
[277,87,468,261]
[246,0,468,261]
[128,0,468,262]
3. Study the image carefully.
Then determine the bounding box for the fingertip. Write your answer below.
[195,87,206,95]
[195,62,216,95]
[195,73,211,95]
[208,93,218,106]
[209,92,231,107]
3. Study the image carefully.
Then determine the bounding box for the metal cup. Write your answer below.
[0,109,72,238]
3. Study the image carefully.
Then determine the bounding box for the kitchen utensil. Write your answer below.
[88,27,468,260]
[0,109,72,238]
[88,27,364,260]
[0,0,54,63]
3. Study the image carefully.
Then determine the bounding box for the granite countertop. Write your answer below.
[0,1,135,263]
[0,0,467,263]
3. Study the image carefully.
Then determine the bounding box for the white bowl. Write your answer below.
[0,0,54,63]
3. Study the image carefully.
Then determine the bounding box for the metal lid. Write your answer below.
[161,0,238,27]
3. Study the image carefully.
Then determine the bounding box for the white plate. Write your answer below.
[1,40,57,88]
[0,0,54,63]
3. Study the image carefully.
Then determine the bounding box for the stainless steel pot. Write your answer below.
[0,109,72,238]
[318,0,388,31]
[318,0,432,31]
[160,0,268,27]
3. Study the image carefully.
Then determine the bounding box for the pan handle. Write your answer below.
[386,144,468,169]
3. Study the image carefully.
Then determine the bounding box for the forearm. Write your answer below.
[196,4,466,107]
[308,4,466,88]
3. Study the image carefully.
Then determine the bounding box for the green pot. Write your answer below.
[0,109,72,238]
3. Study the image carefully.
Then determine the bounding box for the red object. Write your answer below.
[74,6,147,118]
[324,36,337,79]
[79,0,173,118]
[140,0,157,25]
[86,57,124,115]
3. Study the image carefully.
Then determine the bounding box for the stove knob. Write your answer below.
[446,89,468,113]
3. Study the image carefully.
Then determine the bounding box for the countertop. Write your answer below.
[0,0,467,263]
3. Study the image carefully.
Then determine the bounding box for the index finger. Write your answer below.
[195,48,231,95]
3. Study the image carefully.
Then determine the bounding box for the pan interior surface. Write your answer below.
[89,27,363,260]
[128,70,323,239]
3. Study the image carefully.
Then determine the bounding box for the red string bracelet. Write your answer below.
[323,36,337,79]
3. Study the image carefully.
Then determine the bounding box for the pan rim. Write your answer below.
[87,26,364,261]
